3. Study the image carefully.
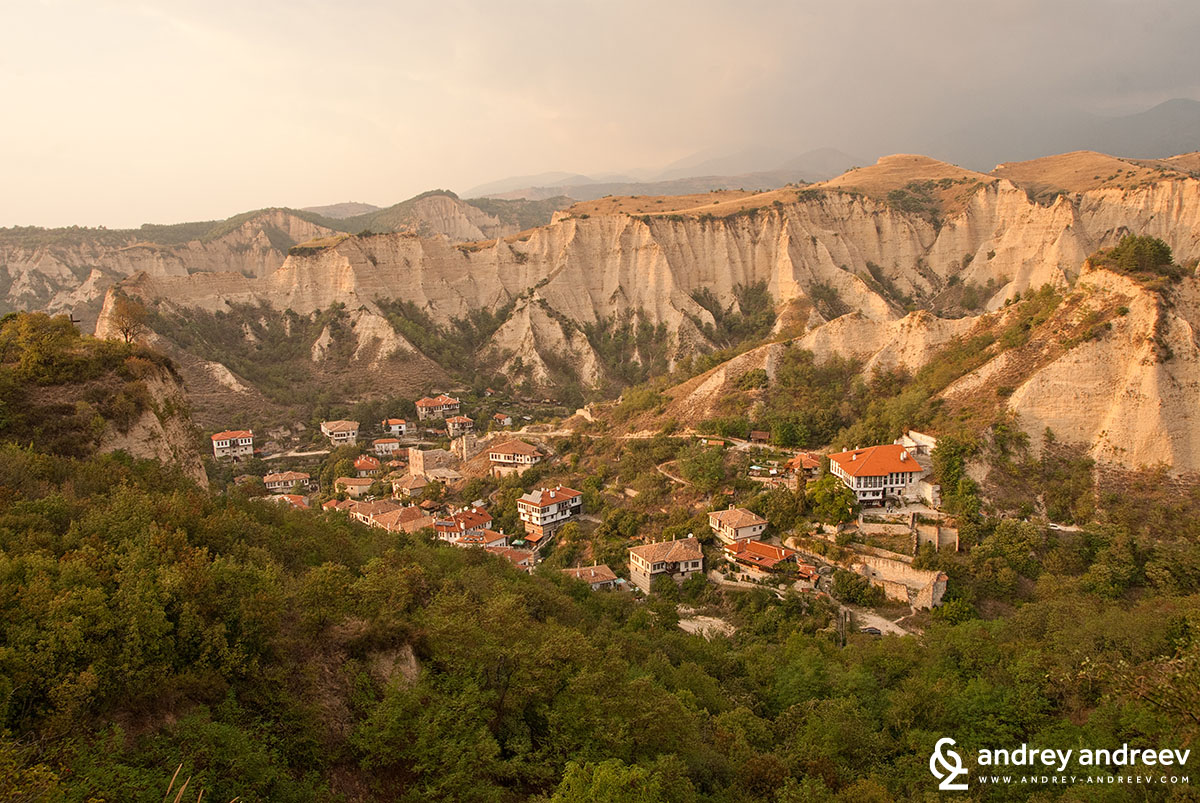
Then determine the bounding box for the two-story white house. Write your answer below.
[415,394,461,421]
[828,444,926,505]
[380,418,408,436]
[517,485,582,550]
[708,506,768,544]
[320,420,359,446]
[628,536,703,594]
[263,470,310,492]
[211,430,254,460]
[372,438,402,457]
[487,439,543,477]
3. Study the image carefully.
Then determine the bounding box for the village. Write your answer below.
[208,392,957,637]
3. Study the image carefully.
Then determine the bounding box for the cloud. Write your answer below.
[2,0,1197,227]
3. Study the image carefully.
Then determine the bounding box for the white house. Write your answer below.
[211,430,254,460]
[263,470,310,492]
[493,412,513,428]
[320,420,359,445]
[415,394,461,421]
[487,439,543,477]
[828,444,926,505]
[708,506,768,544]
[381,418,408,436]
[628,537,703,594]
[445,415,474,438]
[373,437,402,457]
[517,485,582,551]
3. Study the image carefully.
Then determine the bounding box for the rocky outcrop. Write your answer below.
[0,209,337,327]
[998,269,1200,472]
[95,366,209,488]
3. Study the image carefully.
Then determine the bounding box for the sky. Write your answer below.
[2,0,1198,228]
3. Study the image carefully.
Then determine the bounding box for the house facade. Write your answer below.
[517,485,582,547]
[493,413,512,428]
[445,415,474,438]
[381,418,408,436]
[354,454,382,477]
[628,537,703,594]
[723,540,798,574]
[334,477,372,498]
[487,439,543,477]
[373,438,402,456]
[708,506,768,544]
[415,394,461,421]
[320,420,359,445]
[211,430,254,459]
[434,506,493,543]
[263,470,310,492]
[828,444,926,505]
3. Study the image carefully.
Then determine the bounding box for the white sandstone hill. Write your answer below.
[93,150,1200,470]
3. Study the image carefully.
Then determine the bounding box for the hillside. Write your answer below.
[96,151,1200,451]
[0,194,569,332]
[0,312,206,484]
[2,307,1199,802]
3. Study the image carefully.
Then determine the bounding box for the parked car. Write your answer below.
[860,626,882,636]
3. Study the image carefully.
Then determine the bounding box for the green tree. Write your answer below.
[806,474,858,524]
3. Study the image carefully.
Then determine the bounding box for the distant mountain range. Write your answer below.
[463,98,1200,200]
[466,148,863,201]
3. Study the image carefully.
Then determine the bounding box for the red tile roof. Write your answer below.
[416,394,460,407]
[488,439,541,457]
[518,486,582,508]
[212,430,253,441]
[263,471,309,484]
[354,455,381,469]
[710,506,767,530]
[561,564,618,584]
[446,415,473,424]
[724,540,797,570]
[828,444,923,478]
[335,477,373,487]
[629,537,702,564]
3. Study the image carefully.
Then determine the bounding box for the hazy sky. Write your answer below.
[3,0,1198,228]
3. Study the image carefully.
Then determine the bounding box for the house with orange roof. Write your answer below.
[380,417,407,436]
[492,412,513,428]
[486,545,535,573]
[708,505,768,544]
[828,443,926,505]
[211,430,254,460]
[454,529,509,549]
[517,485,582,549]
[263,470,310,492]
[434,506,493,543]
[373,437,402,457]
[415,394,461,421]
[445,415,474,438]
[354,454,382,477]
[561,564,620,591]
[271,494,309,510]
[628,536,703,593]
[723,540,798,574]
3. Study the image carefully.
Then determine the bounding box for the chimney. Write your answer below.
[900,450,908,461]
